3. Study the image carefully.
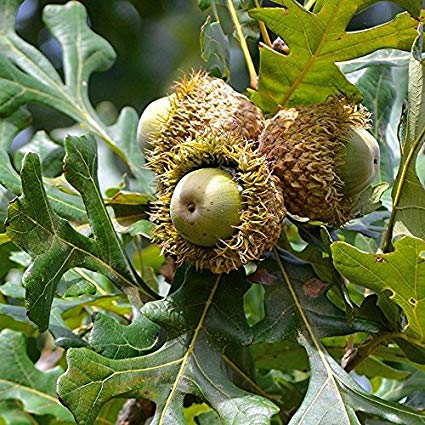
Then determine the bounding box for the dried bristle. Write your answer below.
[258,97,369,227]
[151,134,285,274]
[146,70,265,177]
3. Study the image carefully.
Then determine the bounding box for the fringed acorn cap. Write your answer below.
[258,97,379,227]
[150,133,285,274]
[145,70,265,176]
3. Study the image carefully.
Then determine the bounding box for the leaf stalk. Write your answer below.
[254,0,273,48]
[226,0,258,89]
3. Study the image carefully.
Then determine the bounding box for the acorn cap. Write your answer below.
[146,70,265,176]
[258,97,380,227]
[151,133,285,274]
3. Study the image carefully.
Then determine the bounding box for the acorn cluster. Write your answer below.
[138,71,380,273]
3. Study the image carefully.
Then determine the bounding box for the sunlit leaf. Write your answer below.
[332,236,425,345]
[0,0,153,193]
[250,0,419,112]
[5,135,156,331]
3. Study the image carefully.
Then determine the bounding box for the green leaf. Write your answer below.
[250,0,419,112]
[200,17,231,79]
[375,371,425,403]
[0,0,153,193]
[93,400,125,425]
[383,24,425,248]
[0,114,90,227]
[62,135,143,287]
[357,65,397,183]
[6,135,156,331]
[252,255,381,343]
[127,219,156,238]
[44,185,88,227]
[198,0,213,12]
[56,270,97,298]
[58,268,279,424]
[261,250,425,424]
[0,329,73,421]
[0,108,31,195]
[291,333,425,425]
[340,49,411,74]
[0,400,42,425]
[14,131,65,179]
[0,241,16,285]
[105,191,150,232]
[332,236,425,344]
[251,340,308,371]
[88,312,161,359]
[0,280,25,299]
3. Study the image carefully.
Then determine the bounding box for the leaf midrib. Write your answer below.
[273,249,351,423]
[158,275,222,424]
[7,202,141,293]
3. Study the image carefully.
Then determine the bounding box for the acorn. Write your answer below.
[258,98,380,227]
[144,70,265,176]
[170,168,242,247]
[336,127,380,198]
[150,133,285,274]
[137,95,174,153]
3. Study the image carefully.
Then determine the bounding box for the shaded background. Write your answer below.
[16,0,207,132]
[14,0,414,134]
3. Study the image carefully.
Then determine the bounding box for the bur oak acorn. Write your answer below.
[337,127,380,198]
[144,71,266,180]
[143,72,286,273]
[150,134,285,274]
[259,97,380,227]
[170,168,242,247]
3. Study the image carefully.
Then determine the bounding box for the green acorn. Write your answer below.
[151,134,285,274]
[170,168,242,247]
[336,127,380,198]
[137,95,174,153]
[258,98,380,227]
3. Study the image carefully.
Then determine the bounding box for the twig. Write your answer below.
[116,399,155,425]
[254,0,273,48]
[304,0,317,11]
[343,332,393,373]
